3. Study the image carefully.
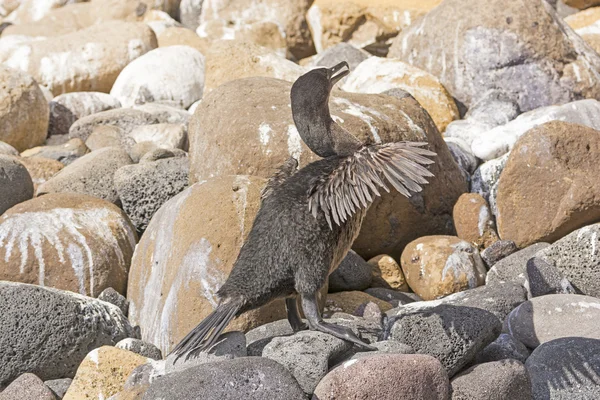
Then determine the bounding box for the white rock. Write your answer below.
[50,92,121,135]
[180,0,203,30]
[471,99,600,161]
[111,45,205,109]
[4,0,84,23]
[470,154,510,218]
[128,123,188,151]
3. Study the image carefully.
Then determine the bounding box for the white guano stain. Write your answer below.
[0,207,136,296]
[477,204,491,236]
[258,122,273,151]
[232,175,251,240]
[332,97,382,143]
[287,124,303,160]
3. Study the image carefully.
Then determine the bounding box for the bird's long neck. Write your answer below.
[293,102,362,158]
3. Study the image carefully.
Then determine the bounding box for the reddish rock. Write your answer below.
[453,193,499,248]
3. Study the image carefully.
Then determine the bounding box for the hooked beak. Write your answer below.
[328,61,350,86]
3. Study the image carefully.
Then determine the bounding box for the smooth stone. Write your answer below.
[49,92,121,137]
[328,250,372,292]
[364,288,418,307]
[452,193,498,248]
[486,243,551,288]
[21,138,89,165]
[17,156,64,191]
[450,360,532,400]
[1,373,57,399]
[475,333,531,364]
[367,254,409,291]
[470,154,509,218]
[127,123,188,151]
[0,155,33,215]
[525,257,575,298]
[0,141,19,156]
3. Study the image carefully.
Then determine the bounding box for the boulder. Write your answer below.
[400,236,486,301]
[504,294,600,349]
[450,360,532,400]
[0,155,33,215]
[203,41,305,93]
[188,77,467,260]
[0,282,136,386]
[143,357,306,400]
[475,333,531,364]
[444,137,479,175]
[536,223,600,297]
[63,347,149,400]
[314,354,450,400]
[37,147,133,204]
[0,193,137,296]
[261,331,352,394]
[0,373,57,400]
[111,45,205,109]
[453,193,498,248]
[127,123,188,150]
[84,125,127,151]
[127,176,313,355]
[389,0,600,114]
[0,22,157,96]
[342,57,459,132]
[0,66,49,152]
[21,138,89,165]
[496,121,600,247]
[48,92,121,137]
[0,141,19,156]
[328,250,372,292]
[485,243,550,288]
[367,254,408,291]
[196,0,315,59]
[16,157,64,191]
[311,43,370,74]
[387,304,501,376]
[306,0,439,55]
[525,257,575,298]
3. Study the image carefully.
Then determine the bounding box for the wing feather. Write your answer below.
[307,142,436,228]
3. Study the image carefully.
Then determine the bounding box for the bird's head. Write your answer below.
[290,62,352,157]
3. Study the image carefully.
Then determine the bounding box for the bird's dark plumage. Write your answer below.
[170,62,437,359]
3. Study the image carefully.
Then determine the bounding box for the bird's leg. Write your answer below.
[300,291,376,350]
[285,297,308,332]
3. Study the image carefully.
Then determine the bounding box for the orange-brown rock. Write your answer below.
[497,121,600,247]
[400,235,486,300]
[323,291,392,317]
[17,156,64,191]
[367,254,409,291]
[127,176,327,355]
[306,0,440,55]
[564,0,600,10]
[0,193,137,296]
[0,21,157,96]
[64,346,150,400]
[453,193,499,248]
[188,77,467,259]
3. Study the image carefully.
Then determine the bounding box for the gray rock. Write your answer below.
[179,0,203,30]
[486,243,551,287]
[0,141,19,156]
[481,240,518,268]
[387,282,526,323]
[464,89,521,128]
[246,319,295,356]
[444,119,492,148]
[261,331,352,394]
[525,257,575,298]
[327,311,382,345]
[24,138,89,165]
[116,338,162,360]
[84,125,129,152]
[364,288,420,306]
[165,331,247,374]
[114,156,189,231]
[445,137,479,174]
[313,43,370,85]
[329,250,372,292]
[345,340,414,362]
[1,373,57,399]
[49,92,121,137]
[143,357,306,400]
[139,148,187,163]
[451,359,532,400]
[0,282,136,386]
[526,337,600,400]
[127,123,188,151]
[69,108,169,143]
[132,103,190,125]
[0,155,33,215]
[536,223,600,297]
[44,378,72,399]
[98,287,129,315]
[504,294,600,349]
[388,304,501,377]
[470,154,509,217]
[475,333,531,364]
[37,147,133,205]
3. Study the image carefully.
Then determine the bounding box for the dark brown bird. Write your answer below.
[171,61,436,357]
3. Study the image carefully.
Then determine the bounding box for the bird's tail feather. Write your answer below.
[169,299,242,360]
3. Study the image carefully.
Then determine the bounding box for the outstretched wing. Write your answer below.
[307,142,436,229]
[261,157,299,200]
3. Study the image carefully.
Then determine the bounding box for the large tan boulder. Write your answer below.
[0,66,49,152]
[196,0,315,60]
[203,41,306,93]
[342,57,459,132]
[64,346,150,400]
[0,193,138,296]
[497,121,600,247]
[3,0,181,35]
[0,21,158,96]
[388,0,600,113]
[128,176,312,354]
[307,0,440,55]
[400,235,486,300]
[189,77,467,259]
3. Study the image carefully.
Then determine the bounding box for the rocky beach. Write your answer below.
[1,0,600,399]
